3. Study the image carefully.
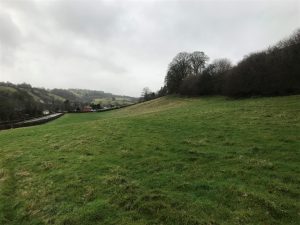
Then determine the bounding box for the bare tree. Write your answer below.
[210,58,232,75]
[141,87,154,101]
[165,52,191,93]
[189,51,209,76]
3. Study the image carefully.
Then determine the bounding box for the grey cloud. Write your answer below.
[0,0,299,96]
[0,9,22,64]
[0,10,21,47]
[50,0,126,41]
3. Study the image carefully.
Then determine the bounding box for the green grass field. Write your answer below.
[0,96,299,225]
[92,97,135,106]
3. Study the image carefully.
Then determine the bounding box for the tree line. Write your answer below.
[141,28,299,100]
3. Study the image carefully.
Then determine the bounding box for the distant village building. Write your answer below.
[42,110,50,115]
[82,106,93,112]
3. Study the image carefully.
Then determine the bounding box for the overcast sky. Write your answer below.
[0,0,299,96]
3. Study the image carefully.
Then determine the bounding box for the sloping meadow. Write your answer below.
[0,95,299,225]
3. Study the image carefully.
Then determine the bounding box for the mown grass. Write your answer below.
[0,95,299,225]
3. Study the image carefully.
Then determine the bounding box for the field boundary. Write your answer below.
[0,113,64,131]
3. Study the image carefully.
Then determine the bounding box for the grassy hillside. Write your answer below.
[0,96,299,225]
[92,97,137,107]
[0,83,65,122]
[52,88,137,105]
[69,89,136,104]
[0,83,65,106]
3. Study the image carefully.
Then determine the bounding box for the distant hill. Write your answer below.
[0,82,137,122]
[51,89,80,102]
[52,88,137,105]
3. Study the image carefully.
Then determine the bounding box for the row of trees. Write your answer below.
[140,86,167,102]
[160,29,300,98]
